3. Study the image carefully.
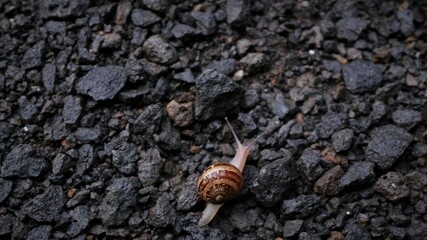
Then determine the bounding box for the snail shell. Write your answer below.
[197,162,244,204]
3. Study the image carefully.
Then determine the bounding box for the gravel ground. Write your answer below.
[1,0,427,239]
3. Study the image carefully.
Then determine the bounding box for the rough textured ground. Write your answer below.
[1,0,427,239]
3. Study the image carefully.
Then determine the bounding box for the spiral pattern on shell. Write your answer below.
[197,162,244,204]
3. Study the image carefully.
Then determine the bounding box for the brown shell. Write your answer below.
[197,162,243,204]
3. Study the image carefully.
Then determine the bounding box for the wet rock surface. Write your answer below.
[1,0,427,239]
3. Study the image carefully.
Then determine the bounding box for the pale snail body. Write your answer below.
[197,118,269,227]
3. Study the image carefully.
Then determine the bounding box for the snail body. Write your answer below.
[197,118,269,227]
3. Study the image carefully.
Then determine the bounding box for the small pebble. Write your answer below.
[366,125,412,170]
[374,172,409,201]
[391,109,422,129]
[331,128,354,152]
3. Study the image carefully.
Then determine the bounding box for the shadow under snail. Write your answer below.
[197,117,270,227]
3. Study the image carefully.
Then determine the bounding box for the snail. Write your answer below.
[197,117,270,226]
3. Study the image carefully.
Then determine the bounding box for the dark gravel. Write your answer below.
[67,205,90,237]
[0,178,12,203]
[195,69,241,120]
[1,0,427,239]
[374,172,410,202]
[366,125,413,170]
[22,185,66,222]
[27,225,52,240]
[282,194,321,218]
[283,219,304,238]
[147,192,176,227]
[75,66,128,101]
[63,95,82,124]
[297,148,325,182]
[342,60,383,93]
[338,161,376,191]
[314,165,344,196]
[331,128,354,152]
[251,157,297,207]
[98,177,140,227]
[138,148,163,187]
[392,109,422,129]
[142,34,178,64]
[131,9,161,27]
[1,144,48,178]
